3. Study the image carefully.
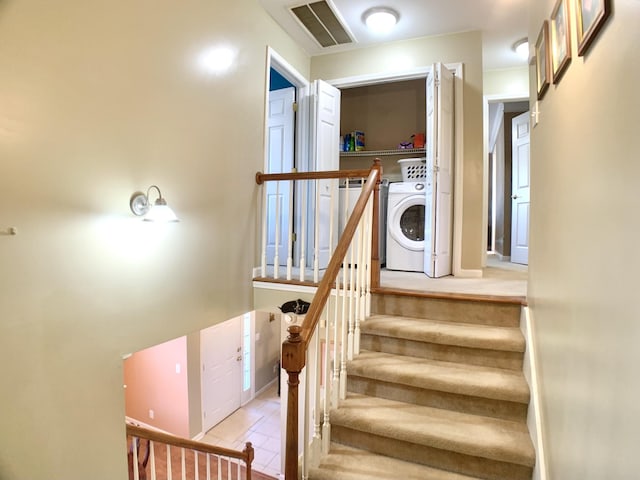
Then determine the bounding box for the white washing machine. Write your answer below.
[386,181,426,272]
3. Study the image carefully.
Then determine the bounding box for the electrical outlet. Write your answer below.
[256,332,261,342]
[149,409,154,419]
[175,363,181,374]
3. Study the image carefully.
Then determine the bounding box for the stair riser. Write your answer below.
[347,375,528,423]
[360,334,524,370]
[331,426,533,480]
[371,294,522,327]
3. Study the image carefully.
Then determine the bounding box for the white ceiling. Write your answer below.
[258,0,530,70]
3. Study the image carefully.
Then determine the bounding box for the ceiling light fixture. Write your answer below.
[129,185,179,223]
[363,7,399,34]
[513,37,529,60]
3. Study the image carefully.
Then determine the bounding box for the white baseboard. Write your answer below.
[520,307,548,480]
[453,268,483,278]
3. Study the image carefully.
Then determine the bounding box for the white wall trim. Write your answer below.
[520,306,549,480]
[253,280,319,294]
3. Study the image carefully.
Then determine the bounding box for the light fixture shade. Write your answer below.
[144,200,179,223]
[513,38,529,60]
[363,7,399,34]
[129,185,179,223]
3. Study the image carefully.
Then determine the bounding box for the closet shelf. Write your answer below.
[340,148,426,158]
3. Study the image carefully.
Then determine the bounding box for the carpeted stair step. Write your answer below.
[330,393,535,480]
[308,443,484,480]
[347,350,530,422]
[360,314,525,370]
[371,292,523,327]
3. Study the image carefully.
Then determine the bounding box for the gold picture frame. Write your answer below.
[576,0,611,56]
[551,0,571,83]
[535,21,550,100]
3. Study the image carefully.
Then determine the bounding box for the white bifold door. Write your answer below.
[265,87,295,266]
[307,79,341,269]
[424,63,455,278]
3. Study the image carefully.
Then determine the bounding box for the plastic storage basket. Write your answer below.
[399,158,427,182]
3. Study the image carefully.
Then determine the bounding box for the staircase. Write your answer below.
[308,291,535,480]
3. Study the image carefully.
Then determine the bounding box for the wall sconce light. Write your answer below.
[363,7,399,34]
[129,185,179,222]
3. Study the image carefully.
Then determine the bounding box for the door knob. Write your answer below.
[511,194,519,200]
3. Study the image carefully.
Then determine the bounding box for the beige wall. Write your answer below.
[527,0,640,477]
[0,0,309,478]
[483,67,529,97]
[311,31,485,270]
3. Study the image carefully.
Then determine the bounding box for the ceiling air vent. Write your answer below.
[290,1,353,48]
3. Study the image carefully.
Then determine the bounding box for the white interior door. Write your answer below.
[309,79,340,268]
[424,63,455,278]
[511,111,530,265]
[266,87,295,266]
[201,317,242,432]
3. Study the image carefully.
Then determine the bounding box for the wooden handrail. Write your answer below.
[126,423,254,465]
[255,168,374,185]
[279,159,382,480]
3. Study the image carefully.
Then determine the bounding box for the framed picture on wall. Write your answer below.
[535,21,551,99]
[551,0,571,83]
[576,0,611,56]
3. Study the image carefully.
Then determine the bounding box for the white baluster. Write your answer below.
[206,454,211,480]
[339,257,348,400]
[227,456,232,480]
[166,445,172,480]
[274,180,281,279]
[194,452,198,480]
[347,242,356,361]
[328,179,336,262]
[132,438,140,480]
[323,295,332,454]
[181,448,186,480]
[150,442,157,480]
[313,321,322,464]
[287,178,294,280]
[217,454,222,479]
[299,180,307,282]
[332,286,340,408]
[237,459,241,479]
[365,197,373,318]
[313,179,320,283]
[261,180,268,278]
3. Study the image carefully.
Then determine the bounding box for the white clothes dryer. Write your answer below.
[386,182,426,272]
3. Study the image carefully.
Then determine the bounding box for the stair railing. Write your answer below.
[126,423,254,480]
[256,159,382,480]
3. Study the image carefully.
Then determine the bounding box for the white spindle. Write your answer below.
[347,243,356,361]
[313,323,322,463]
[217,454,222,479]
[365,197,373,318]
[260,180,268,278]
[181,448,186,480]
[194,452,199,480]
[339,256,348,399]
[313,179,320,283]
[206,454,211,480]
[299,180,307,282]
[227,456,232,480]
[150,441,157,480]
[328,179,336,262]
[132,438,140,480]
[166,444,172,480]
[322,297,332,454]
[274,180,281,279]
[287,178,294,280]
[237,459,241,479]
[332,286,340,408]
[353,207,364,357]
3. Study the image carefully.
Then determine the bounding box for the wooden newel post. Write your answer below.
[371,158,383,289]
[282,324,305,480]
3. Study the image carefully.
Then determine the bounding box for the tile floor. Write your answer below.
[201,382,282,479]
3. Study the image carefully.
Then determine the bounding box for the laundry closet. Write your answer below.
[336,64,455,278]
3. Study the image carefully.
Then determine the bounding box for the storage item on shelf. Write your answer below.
[399,157,427,182]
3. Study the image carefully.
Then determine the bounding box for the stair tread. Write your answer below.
[331,393,535,467]
[362,314,525,352]
[348,350,530,403]
[309,443,484,480]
